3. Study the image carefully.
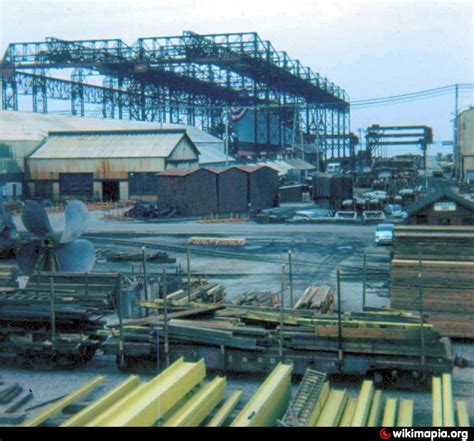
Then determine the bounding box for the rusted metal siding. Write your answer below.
[213,167,248,213]
[28,157,166,180]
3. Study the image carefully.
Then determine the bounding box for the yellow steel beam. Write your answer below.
[382,398,398,426]
[432,376,443,426]
[351,379,375,426]
[339,397,357,427]
[207,390,243,427]
[315,388,348,427]
[456,401,470,427]
[442,373,455,427]
[61,376,141,427]
[307,381,330,426]
[230,363,292,427]
[162,377,226,427]
[85,358,206,426]
[397,399,414,427]
[23,376,105,427]
[367,390,384,427]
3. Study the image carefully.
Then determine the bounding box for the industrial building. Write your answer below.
[405,190,474,226]
[455,107,474,184]
[208,167,249,214]
[0,110,233,199]
[28,129,200,201]
[236,165,279,211]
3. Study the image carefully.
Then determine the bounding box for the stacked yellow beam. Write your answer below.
[230,363,293,427]
[432,373,470,427]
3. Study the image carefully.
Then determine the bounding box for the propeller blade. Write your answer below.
[21,201,52,237]
[60,200,88,244]
[56,239,95,272]
[17,240,43,275]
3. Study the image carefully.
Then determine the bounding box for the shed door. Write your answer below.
[59,173,93,198]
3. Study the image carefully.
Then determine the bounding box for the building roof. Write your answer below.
[29,129,198,159]
[406,190,474,218]
[0,110,228,162]
[157,167,214,177]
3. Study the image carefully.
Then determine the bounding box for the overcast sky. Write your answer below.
[0,0,473,153]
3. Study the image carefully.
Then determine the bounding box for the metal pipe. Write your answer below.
[280,264,285,359]
[142,246,149,312]
[337,269,343,368]
[187,245,191,302]
[49,276,56,344]
[362,253,367,310]
[288,250,294,308]
[162,269,170,368]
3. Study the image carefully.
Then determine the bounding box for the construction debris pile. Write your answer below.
[391,226,474,338]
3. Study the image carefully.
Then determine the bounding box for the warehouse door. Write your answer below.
[59,173,93,199]
[102,181,120,202]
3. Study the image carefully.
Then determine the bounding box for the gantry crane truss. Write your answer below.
[1,32,351,158]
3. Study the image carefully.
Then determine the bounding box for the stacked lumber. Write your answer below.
[294,286,334,313]
[188,237,246,246]
[232,291,279,307]
[23,272,121,311]
[392,226,474,261]
[102,304,449,365]
[391,226,474,338]
[166,283,226,304]
[0,265,18,293]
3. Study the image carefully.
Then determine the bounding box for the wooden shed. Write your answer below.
[236,165,279,211]
[207,166,248,214]
[156,167,218,216]
[405,190,474,226]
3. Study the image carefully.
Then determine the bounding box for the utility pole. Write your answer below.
[224,110,230,167]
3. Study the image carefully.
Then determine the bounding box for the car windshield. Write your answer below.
[377,224,394,232]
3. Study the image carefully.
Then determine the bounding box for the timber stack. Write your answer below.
[231,291,279,307]
[391,226,474,338]
[294,286,334,313]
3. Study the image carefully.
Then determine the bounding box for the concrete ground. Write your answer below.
[2,210,472,426]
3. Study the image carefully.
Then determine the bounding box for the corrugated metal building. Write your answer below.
[0,110,232,199]
[207,167,249,214]
[27,129,199,201]
[236,165,279,210]
[156,168,218,216]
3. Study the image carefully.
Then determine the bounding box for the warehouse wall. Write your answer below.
[248,167,279,210]
[216,168,248,213]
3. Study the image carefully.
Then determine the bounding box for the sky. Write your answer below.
[0,0,473,154]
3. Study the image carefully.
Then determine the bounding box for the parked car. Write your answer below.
[375,223,395,245]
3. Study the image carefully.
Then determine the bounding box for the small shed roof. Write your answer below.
[158,167,213,177]
[29,129,199,159]
[406,190,474,217]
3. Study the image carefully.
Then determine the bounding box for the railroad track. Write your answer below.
[85,235,391,274]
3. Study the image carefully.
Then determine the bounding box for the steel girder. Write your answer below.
[230,362,292,427]
[23,376,105,427]
[85,357,205,427]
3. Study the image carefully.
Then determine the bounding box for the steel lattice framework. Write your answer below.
[1,32,351,158]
